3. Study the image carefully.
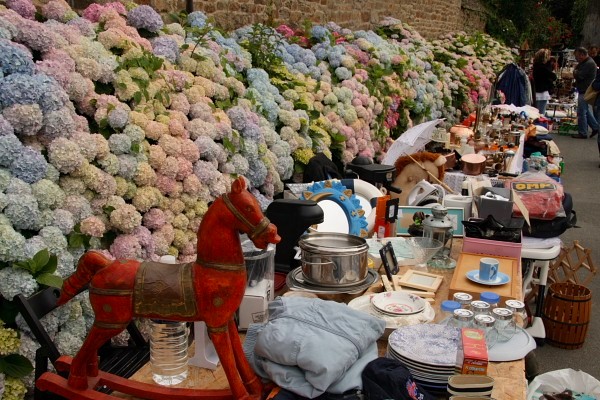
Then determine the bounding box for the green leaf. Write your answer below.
[180,43,190,50]
[12,261,31,272]
[131,142,140,154]
[133,91,142,104]
[36,273,63,289]
[68,233,84,249]
[40,254,58,275]
[0,354,34,378]
[32,249,50,270]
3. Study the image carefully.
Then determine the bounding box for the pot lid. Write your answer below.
[298,232,368,253]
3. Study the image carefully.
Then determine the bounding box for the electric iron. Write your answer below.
[406,180,445,206]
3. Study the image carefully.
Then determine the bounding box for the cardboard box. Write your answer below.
[449,252,521,305]
[457,328,488,375]
[237,278,273,330]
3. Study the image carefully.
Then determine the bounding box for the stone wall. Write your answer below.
[68,0,487,39]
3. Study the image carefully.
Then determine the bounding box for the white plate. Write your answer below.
[488,326,536,361]
[371,291,426,315]
[466,270,511,286]
[388,324,460,367]
[347,294,435,331]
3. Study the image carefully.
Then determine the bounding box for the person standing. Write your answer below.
[591,69,600,166]
[572,47,599,139]
[589,45,600,66]
[533,49,557,115]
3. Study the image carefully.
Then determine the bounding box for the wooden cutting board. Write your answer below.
[448,252,522,305]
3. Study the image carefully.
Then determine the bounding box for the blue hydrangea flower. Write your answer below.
[0,268,37,298]
[117,154,137,180]
[151,36,179,63]
[107,108,129,129]
[108,134,132,155]
[0,39,34,76]
[4,193,41,231]
[0,115,14,136]
[127,5,164,32]
[0,134,23,167]
[335,66,352,81]
[310,25,330,42]
[246,158,267,188]
[52,208,75,235]
[66,17,96,38]
[187,11,208,29]
[9,146,48,184]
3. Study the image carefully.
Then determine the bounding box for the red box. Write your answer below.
[457,328,488,375]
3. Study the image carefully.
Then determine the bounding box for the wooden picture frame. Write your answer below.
[398,269,443,292]
[396,206,465,237]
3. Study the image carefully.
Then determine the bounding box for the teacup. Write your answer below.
[479,257,499,281]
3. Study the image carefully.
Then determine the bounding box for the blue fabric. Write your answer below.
[577,94,599,136]
[536,100,548,115]
[244,297,385,398]
[496,64,530,107]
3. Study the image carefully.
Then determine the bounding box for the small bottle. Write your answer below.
[440,300,461,324]
[150,319,189,386]
[480,292,500,309]
[470,300,491,317]
[492,308,516,342]
[505,299,527,328]
[453,292,473,310]
[474,314,498,349]
[448,308,474,330]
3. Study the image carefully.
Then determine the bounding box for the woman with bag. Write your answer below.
[533,49,557,115]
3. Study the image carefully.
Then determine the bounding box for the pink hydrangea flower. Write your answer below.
[80,216,106,237]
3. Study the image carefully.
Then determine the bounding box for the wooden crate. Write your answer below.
[449,252,521,305]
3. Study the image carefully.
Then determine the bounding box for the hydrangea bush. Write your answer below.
[0,0,514,396]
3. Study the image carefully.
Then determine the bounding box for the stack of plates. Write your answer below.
[387,324,460,392]
[347,294,435,337]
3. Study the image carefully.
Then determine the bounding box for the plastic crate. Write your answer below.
[462,236,522,260]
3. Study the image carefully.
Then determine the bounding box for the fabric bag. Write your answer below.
[583,84,599,105]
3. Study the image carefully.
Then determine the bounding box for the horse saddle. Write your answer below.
[133,261,197,318]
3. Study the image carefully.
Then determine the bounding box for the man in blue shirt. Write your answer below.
[571,47,599,139]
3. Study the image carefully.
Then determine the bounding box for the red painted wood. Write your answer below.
[47,177,281,400]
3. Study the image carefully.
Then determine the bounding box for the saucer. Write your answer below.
[466,270,511,286]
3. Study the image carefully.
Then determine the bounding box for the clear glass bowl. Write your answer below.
[404,237,444,268]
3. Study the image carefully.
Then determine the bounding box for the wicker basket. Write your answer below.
[542,282,592,349]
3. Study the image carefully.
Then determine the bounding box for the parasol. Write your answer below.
[382,119,445,166]
[382,118,455,194]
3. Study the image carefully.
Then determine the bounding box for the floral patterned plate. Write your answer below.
[388,323,460,367]
[371,291,426,315]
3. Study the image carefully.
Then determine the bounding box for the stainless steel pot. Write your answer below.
[299,232,369,286]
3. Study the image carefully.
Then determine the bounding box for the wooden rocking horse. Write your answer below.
[37,176,281,400]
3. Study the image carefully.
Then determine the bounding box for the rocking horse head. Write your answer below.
[225,177,279,248]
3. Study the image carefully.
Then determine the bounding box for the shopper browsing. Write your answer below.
[572,47,599,139]
[533,49,557,115]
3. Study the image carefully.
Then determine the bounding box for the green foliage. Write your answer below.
[13,249,63,289]
[239,24,284,72]
[481,0,576,48]
[67,223,92,250]
[116,48,174,109]
[0,354,34,379]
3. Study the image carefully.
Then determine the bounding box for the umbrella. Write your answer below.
[382,119,445,166]
[382,118,455,194]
